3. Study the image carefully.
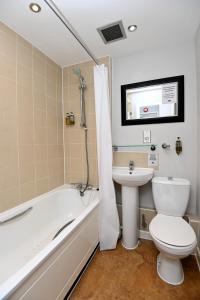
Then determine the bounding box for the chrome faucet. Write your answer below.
[71,182,93,191]
[129,160,134,171]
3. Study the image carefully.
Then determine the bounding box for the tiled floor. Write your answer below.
[70,240,200,300]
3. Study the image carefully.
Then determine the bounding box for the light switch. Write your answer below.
[143,130,151,143]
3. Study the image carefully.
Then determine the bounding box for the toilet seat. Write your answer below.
[149,214,196,247]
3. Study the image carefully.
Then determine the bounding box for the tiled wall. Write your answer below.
[0,22,64,212]
[113,152,149,168]
[63,57,110,186]
[113,151,159,170]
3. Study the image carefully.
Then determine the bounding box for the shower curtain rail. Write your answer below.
[43,0,99,65]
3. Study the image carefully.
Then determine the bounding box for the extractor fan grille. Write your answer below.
[97,20,126,44]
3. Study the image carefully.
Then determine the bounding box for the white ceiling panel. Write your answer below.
[0,0,200,67]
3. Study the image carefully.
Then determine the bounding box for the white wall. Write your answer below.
[112,43,197,215]
[196,26,200,217]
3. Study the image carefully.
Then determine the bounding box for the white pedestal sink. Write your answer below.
[113,167,154,249]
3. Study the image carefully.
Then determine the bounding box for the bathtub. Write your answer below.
[0,185,99,300]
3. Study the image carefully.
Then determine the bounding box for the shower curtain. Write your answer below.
[93,64,120,250]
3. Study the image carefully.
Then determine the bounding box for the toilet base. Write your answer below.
[157,253,184,285]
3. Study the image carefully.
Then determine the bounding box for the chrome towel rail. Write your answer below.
[52,219,75,240]
[0,207,33,224]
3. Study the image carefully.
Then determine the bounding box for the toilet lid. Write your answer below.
[149,214,196,247]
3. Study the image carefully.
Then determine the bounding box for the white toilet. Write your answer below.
[149,177,197,285]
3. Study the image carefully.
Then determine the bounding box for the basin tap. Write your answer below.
[129,160,134,171]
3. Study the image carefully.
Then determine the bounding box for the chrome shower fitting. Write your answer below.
[73,67,87,128]
[72,68,89,196]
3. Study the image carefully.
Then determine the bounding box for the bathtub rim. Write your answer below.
[0,185,99,300]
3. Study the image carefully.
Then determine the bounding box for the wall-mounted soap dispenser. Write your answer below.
[176,137,182,155]
[65,112,75,126]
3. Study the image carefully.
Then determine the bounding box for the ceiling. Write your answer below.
[0,0,200,67]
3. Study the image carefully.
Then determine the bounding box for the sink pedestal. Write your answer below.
[112,166,153,250]
[121,186,139,249]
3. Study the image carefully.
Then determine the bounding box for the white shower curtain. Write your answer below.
[93,64,120,250]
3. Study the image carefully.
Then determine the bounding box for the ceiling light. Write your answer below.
[128,25,137,32]
[29,3,41,13]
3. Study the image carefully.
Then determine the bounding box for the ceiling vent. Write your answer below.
[97,20,127,44]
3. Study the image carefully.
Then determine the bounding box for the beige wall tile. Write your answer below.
[0,146,18,169]
[35,161,48,179]
[17,85,33,115]
[0,22,16,60]
[19,145,34,164]
[36,178,48,195]
[34,92,46,111]
[0,109,18,145]
[33,48,45,77]
[19,126,34,145]
[47,128,57,145]
[48,145,58,159]
[58,129,63,145]
[35,109,47,128]
[113,152,149,167]
[63,58,110,186]
[47,110,57,128]
[0,164,19,190]
[46,80,56,99]
[70,171,85,184]
[0,22,63,212]
[70,143,83,158]
[20,163,35,184]
[17,65,32,90]
[0,186,20,212]
[20,181,36,203]
[17,35,32,69]
[34,127,48,145]
[46,60,57,82]
[87,143,97,158]
[33,73,45,95]
[0,53,16,81]
[0,77,16,110]
[87,114,96,129]
[35,145,48,161]
[0,22,113,211]
[48,176,59,190]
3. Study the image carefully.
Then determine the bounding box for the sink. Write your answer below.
[112,167,154,187]
[112,166,154,250]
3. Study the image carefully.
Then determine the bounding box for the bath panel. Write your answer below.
[0,186,99,300]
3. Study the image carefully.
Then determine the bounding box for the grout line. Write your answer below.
[32,44,36,196]
[45,57,50,190]
[62,67,65,184]
[15,34,21,203]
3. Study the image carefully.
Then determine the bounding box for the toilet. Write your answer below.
[149,177,197,285]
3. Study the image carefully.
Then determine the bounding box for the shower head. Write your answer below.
[73,67,82,78]
[73,67,85,87]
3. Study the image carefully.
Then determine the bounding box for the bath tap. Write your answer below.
[71,183,93,191]
[129,160,134,171]
[71,183,84,190]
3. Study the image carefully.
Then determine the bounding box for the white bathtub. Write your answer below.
[0,185,99,300]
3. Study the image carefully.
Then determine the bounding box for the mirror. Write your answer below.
[121,76,184,126]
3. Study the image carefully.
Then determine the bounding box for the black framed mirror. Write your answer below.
[121,75,184,126]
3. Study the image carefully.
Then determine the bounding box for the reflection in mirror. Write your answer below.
[126,84,177,120]
[121,76,184,126]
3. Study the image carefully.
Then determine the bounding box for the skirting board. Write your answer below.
[196,247,200,271]
[139,230,153,241]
